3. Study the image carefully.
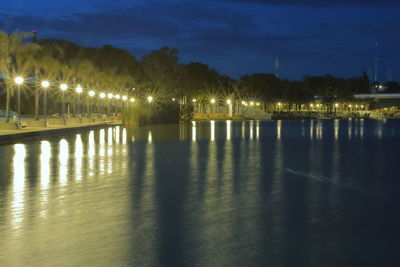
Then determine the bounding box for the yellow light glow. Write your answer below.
[210,98,216,104]
[107,93,113,99]
[122,95,128,101]
[278,102,282,106]
[130,97,135,103]
[361,105,364,108]
[172,98,176,101]
[14,76,24,85]
[256,103,260,106]
[349,104,352,107]
[60,83,68,91]
[192,99,197,103]
[75,85,83,93]
[115,94,121,100]
[310,104,314,107]
[99,92,106,98]
[89,91,95,97]
[147,96,153,102]
[226,99,232,105]
[41,80,50,88]
[250,101,254,106]
[335,103,339,107]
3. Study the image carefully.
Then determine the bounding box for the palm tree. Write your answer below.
[0,31,40,122]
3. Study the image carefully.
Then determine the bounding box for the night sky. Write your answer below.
[1,0,399,81]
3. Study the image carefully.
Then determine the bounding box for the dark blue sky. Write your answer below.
[1,0,399,81]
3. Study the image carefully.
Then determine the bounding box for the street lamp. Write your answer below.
[107,93,113,116]
[88,90,95,119]
[277,102,282,112]
[130,97,135,103]
[75,85,83,117]
[147,96,153,103]
[41,80,50,121]
[14,76,24,118]
[115,94,121,100]
[192,99,197,103]
[210,98,216,104]
[250,101,254,106]
[60,83,68,118]
[226,99,232,105]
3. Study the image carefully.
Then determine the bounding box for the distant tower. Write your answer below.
[274,57,280,78]
[387,70,393,82]
[32,30,37,43]
[373,43,379,83]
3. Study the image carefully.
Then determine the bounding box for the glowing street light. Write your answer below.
[256,103,260,106]
[335,103,339,107]
[130,97,135,103]
[192,99,197,103]
[89,91,95,97]
[250,101,254,106]
[226,99,232,105]
[14,76,24,85]
[41,80,50,88]
[107,93,113,99]
[14,76,24,117]
[122,95,128,101]
[310,103,314,107]
[172,98,176,101]
[147,96,153,103]
[115,94,121,100]
[60,83,68,91]
[41,80,50,121]
[75,85,83,94]
[210,98,216,104]
[99,92,106,99]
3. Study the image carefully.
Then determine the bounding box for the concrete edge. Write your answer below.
[0,123,122,145]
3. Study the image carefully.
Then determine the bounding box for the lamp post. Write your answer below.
[88,91,95,119]
[210,98,216,115]
[99,93,106,118]
[41,81,50,122]
[227,99,232,117]
[14,76,24,119]
[107,93,113,116]
[75,85,83,117]
[60,83,68,118]
[122,95,127,109]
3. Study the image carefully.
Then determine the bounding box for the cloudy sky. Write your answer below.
[1,0,399,80]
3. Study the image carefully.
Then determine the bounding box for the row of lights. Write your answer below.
[14,76,156,104]
[191,98,260,106]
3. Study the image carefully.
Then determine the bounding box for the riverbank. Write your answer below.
[0,121,121,145]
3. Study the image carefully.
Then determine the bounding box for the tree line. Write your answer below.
[1,31,399,122]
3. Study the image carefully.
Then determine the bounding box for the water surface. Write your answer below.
[1,120,400,266]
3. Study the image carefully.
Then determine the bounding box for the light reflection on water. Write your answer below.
[1,120,400,266]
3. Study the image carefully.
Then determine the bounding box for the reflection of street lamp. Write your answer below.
[14,76,24,118]
[60,83,68,118]
[41,80,50,121]
[75,85,83,117]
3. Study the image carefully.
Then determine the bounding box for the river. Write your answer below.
[1,119,400,266]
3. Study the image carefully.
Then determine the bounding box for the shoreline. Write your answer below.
[0,122,121,145]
